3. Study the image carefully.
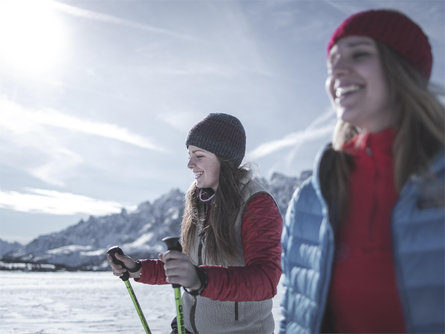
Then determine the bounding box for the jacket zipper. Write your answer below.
[368,147,378,242]
[234,302,239,321]
[190,295,199,334]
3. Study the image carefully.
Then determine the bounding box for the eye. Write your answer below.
[352,51,370,60]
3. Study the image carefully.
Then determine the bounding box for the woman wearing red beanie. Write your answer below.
[281,9,444,334]
[109,113,283,333]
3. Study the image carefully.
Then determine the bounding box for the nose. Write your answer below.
[326,57,350,95]
[187,157,194,169]
[329,57,351,77]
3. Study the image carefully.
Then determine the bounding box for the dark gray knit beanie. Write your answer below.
[186,113,246,167]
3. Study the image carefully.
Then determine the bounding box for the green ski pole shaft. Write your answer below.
[162,236,186,334]
[108,246,151,334]
[173,285,185,333]
[124,279,151,334]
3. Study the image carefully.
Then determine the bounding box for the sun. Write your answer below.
[0,0,68,77]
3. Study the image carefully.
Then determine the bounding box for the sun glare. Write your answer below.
[0,0,68,76]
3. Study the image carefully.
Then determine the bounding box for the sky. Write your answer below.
[0,0,444,244]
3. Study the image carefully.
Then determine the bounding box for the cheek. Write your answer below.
[212,164,220,180]
[370,71,390,105]
[202,161,219,178]
[365,59,387,92]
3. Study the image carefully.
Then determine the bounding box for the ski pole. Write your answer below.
[162,236,186,334]
[108,246,151,334]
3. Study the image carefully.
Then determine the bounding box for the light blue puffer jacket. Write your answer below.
[280,147,445,334]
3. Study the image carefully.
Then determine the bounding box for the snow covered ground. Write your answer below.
[0,271,284,333]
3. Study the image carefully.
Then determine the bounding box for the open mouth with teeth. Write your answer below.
[335,84,363,98]
[194,171,203,179]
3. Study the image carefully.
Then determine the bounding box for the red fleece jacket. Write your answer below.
[328,128,406,333]
[136,193,282,301]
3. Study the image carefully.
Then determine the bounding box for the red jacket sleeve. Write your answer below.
[201,193,282,301]
[134,258,168,285]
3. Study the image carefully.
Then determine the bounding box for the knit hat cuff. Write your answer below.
[327,10,432,79]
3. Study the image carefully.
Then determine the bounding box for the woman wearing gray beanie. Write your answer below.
[109,113,282,333]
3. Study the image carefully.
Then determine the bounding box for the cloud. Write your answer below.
[0,188,125,215]
[48,0,201,42]
[247,109,336,160]
[156,109,197,133]
[30,148,83,187]
[0,96,164,151]
[32,108,164,151]
[322,0,362,15]
[0,96,165,186]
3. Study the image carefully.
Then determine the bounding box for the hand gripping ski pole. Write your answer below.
[162,236,186,334]
[107,246,151,334]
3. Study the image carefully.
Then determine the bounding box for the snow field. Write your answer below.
[0,271,283,333]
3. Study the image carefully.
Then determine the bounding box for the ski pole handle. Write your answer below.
[108,246,130,281]
[162,236,186,334]
[107,246,151,334]
[162,236,183,288]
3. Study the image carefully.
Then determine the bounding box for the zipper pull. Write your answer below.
[366,146,372,156]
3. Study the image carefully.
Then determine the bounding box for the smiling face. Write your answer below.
[326,36,395,133]
[187,145,221,191]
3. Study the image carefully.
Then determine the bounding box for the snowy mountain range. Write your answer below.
[0,171,310,270]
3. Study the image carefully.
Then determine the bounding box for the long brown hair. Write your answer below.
[181,159,249,264]
[321,41,445,232]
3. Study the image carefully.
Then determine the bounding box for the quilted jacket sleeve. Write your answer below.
[135,258,168,285]
[201,193,283,301]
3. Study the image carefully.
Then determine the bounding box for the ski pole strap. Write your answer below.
[184,266,208,296]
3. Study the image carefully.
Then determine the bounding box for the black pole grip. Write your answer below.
[162,236,182,288]
[162,236,182,252]
[108,246,130,281]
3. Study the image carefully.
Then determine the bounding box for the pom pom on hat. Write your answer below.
[186,113,246,167]
[327,9,432,79]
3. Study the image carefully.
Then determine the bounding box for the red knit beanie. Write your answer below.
[327,9,432,79]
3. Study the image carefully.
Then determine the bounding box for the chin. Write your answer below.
[196,182,207,189]
[337,109,359,125]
